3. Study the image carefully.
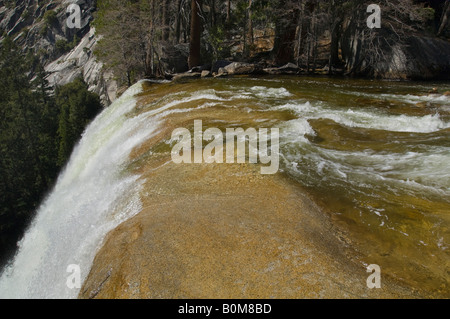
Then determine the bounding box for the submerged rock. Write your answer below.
[78,91,424,299]
[80,159,420,299]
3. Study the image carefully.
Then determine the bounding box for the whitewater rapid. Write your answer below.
[0,76,448,298]
[0,81,154,299]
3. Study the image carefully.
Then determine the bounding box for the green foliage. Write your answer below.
[417,7,436,23]
[3,0,15,9]
[55,36,80,54]
[93,0,150,85]
[55,39,71,53]
[43,10,58,27]
[39,24,49,36]
[0,39,102,268]
[55,78,102,166]
[205,25,229,62]
[0,38,56,266]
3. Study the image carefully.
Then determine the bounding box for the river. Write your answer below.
[1,75,448,298]
[136,76,449,297]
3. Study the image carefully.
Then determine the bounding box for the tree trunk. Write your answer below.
[312,27,317,74]
[188,0,202,69]
[438,0,450,36]
[295,1,305,66]
[328,0,342,74]
[162,0,170,41]
[248,0,254,47]
[226,0,231,23]
[175,0,182,43]
[210,0,216,27]
[308,2,318,74]
[272,1,299,65]
[329,18,342,73]
[146,0,156,76]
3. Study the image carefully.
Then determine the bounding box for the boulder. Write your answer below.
[217,67,228,76]
[224,62,257,75]
[172,72,202,81]
[278,62,300,72]
[201,70,212,78]
[341,24,450,80]
[212,60,232,73]
[263,62,299,75]
[159,43,189,74]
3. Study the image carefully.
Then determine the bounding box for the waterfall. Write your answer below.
[0,81,155,299]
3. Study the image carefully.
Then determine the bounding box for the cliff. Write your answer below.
[0,0,116,104]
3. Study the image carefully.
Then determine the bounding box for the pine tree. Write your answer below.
[55,78,102,167]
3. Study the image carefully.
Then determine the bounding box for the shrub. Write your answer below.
[43,10,58,27]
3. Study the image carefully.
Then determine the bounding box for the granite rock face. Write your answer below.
[0,0,117,104]
[79,158,421,299]
[78,91,424,299]
[341,23,450,80]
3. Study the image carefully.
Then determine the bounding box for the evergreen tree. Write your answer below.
[0,41,102,268]
[55,78,103,167]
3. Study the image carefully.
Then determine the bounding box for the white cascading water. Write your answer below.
[0,81,156,299]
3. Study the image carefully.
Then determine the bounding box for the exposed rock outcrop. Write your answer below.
[78,99,421,299]
[44,27,117,104]
[263,62,300,75]
[224,61,259,75]
[0,0,117,105]
[341,24,450,80]
[172,71,202,82]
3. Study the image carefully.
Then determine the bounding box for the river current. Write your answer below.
[0,76,448,298]
[136,76,449,296]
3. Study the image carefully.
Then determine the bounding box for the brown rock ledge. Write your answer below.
[79,159,418,299]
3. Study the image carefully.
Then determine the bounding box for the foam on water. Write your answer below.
[278,106,450,200]
[281,133,450,198]
[0,81,156,299]
[374,92,449,105]
[249,86,293,98]
[275,101,450,133]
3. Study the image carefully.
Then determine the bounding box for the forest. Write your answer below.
[0,38,102,267]
[93,0,449,85]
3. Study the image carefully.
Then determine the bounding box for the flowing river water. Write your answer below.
[0,76,449,298]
